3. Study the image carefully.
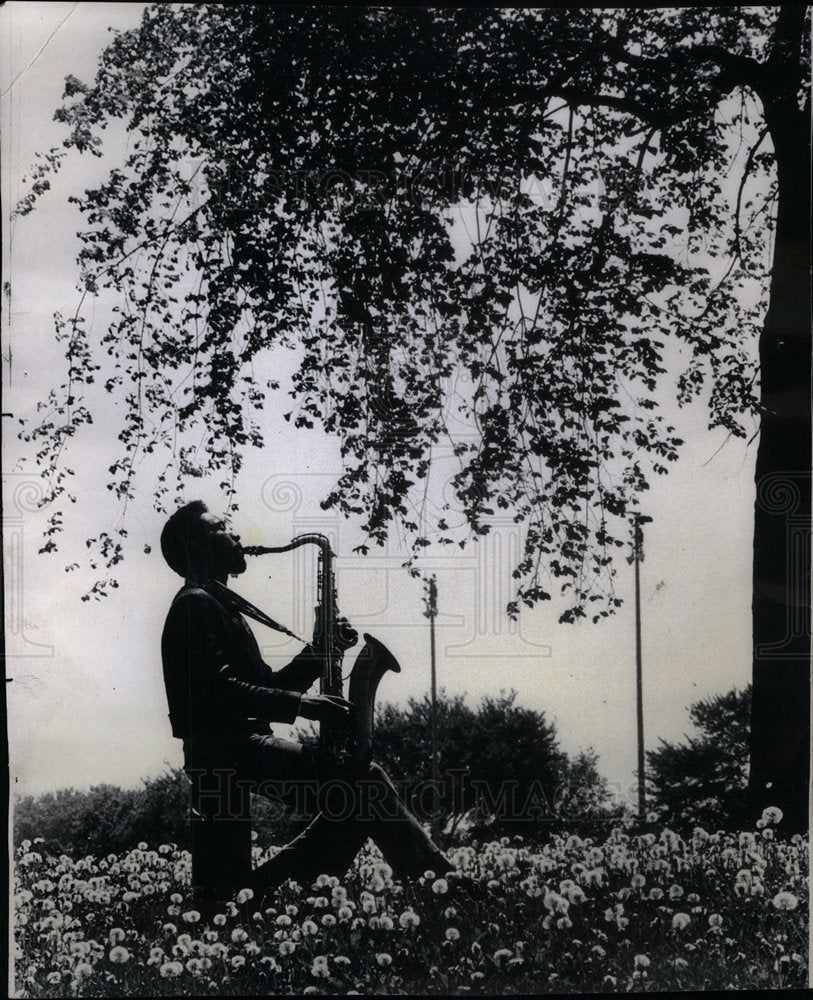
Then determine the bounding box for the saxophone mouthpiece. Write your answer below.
[242,546,271,556]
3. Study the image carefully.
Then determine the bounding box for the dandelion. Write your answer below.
[236,887,254,904]
[279,940,297,956]
[311,955,330,978]
[231,927,248,943]
[709,914,723,928]
[109,945,130,963]
[322,914,337,927]
[182,910,200,923]
[762,806,783,826]
[108,927,126,944]
[772,891,799,911]
[432,878,449,895]
[231,955,246,969]
[399,908,420,929]
[376,952,393,967]
[275,914,292,927]
[544,891,569,914]
[634,954,651,969]
[159,959,182,977]
[302,919,318,936]
[668,884,684,899]
[213,913,226,926]
[446,926,460,941]
[170,892,183,905]
[335,955,351,967]
[631,873,646,889]
[148,945,164,965]
[672,912,691,930]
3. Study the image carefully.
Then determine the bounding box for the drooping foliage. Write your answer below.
[17,7,792,620]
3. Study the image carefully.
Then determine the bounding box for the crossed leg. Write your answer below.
[224,733,451,892]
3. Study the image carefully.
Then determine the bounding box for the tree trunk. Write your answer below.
[749,8,811,832]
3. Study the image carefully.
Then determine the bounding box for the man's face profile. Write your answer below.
[198,512,247,578]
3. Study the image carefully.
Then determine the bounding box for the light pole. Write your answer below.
[423,575,440,841]
[629,513,653,823]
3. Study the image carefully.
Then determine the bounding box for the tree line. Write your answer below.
[14,686,753,858]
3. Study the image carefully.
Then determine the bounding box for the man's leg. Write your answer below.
[236,735,368,892]
[358,763,452,879]
[236,736,451,891]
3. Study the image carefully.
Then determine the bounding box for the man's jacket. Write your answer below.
[161,584,321,741]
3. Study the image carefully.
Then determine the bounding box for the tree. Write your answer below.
[646,686,751,830]
[367,690,615,835]
[13,768,292,856]
[15,8,810,826]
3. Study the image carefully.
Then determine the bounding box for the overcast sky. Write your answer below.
[3,3,760,802]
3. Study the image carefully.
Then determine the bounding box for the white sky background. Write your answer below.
[3,3,758,802]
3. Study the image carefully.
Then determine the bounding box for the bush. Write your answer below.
[646,686,751,831]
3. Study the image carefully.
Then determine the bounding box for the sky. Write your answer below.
[3,3,760,804]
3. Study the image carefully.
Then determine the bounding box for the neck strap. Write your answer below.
[205,579,306,644]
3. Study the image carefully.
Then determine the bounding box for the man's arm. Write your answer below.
[267,643,323,693]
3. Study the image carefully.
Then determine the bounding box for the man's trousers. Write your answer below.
[184,731,450,894]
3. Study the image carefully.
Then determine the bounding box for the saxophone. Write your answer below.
[243,535,401,756]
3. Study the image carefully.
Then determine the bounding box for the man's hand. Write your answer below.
[299,694,354,728]
[310,608,358,653]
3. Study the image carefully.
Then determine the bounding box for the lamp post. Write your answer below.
[629,513,653,823]
[423,575,440,841]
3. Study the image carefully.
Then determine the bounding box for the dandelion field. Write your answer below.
[14,811,808,996]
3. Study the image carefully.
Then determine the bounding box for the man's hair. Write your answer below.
[160,500,209,577]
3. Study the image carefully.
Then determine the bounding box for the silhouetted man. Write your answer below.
[160,500,450,895]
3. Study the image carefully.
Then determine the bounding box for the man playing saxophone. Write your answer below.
[160,500,451,895]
